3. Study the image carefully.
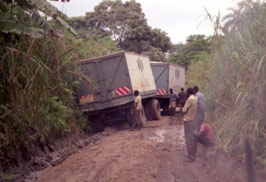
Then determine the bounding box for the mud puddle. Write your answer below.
[25,116,266,182]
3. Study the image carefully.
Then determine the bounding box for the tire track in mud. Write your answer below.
[148,118,213,182]
[27,116,266,182]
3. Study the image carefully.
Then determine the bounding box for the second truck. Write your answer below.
[150,62,185,115]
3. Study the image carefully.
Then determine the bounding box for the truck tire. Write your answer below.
[140,107,147,126]
[145,99,161,120]
[151,99,161,120]
[126,108,134,127]
[144,102,152,121]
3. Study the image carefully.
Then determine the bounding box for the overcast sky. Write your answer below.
[51,0,242,44]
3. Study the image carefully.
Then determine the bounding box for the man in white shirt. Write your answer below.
[182,87,198,162]
[130,90,142,131]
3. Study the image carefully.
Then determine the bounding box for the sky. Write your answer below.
[50,0,242,44]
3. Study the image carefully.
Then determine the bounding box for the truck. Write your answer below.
[150,62,185,115]
[76,52,161,132]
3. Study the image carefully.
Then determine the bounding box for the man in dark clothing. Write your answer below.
[178,88,187,109]
[193,85,205,131]
[169,88,179,119]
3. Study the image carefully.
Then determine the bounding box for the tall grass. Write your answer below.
[187,0,266,164]
[0,34,82,169]
[0,31,120,170]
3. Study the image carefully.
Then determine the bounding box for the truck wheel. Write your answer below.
[126,108,134,127]
[90,118,104,133]
[145,99,161,120]
[140,107,147,126]
[151,99,161,120]
[144,102,152,121]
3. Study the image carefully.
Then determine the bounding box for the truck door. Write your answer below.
[151,64,169,95]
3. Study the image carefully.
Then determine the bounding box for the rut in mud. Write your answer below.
[26,116,266,182]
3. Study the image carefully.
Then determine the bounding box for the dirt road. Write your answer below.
[26,116,265,182]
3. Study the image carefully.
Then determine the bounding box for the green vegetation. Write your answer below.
[0,0,119,172]
[0,0,76,38]
[168,35,212,69]
[1,0,265,176]
[69,0,173,61]
[185,0,266,164]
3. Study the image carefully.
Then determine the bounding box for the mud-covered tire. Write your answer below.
[144,102,152,121]
[140,107,146,126]
[151,99,161,120]
[126,108,134,127]
[144,99,161,120]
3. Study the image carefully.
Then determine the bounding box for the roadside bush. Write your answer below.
[0,34,82,169]
[0,32,120,171]
[187,0,266,164]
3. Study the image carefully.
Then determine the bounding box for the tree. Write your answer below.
[167,35,211,69]
[69,15,109,40]
[91,0,147,43]
[222,0,255,34]
[171,43,184,54]
[0,0,76,38]
[70,0,173,61]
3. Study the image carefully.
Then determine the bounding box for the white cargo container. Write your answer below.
[76,52,161,132]
[150,62,185,114]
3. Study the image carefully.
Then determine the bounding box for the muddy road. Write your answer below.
[26,116,266,182]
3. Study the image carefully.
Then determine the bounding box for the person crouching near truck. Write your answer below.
[195,122,215,148]
[130,90,142,131]
[169,88,179,120]
[181,88,198,162]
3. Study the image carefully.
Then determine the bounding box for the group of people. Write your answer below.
[130,86,215,162]
[174,86,215,162]
[169,87,186,119]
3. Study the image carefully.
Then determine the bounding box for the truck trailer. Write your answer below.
[76,52,161,132]
[150,62,185,115]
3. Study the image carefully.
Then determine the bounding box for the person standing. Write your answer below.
[178,87,187,109]
[182,88,198,162]
[130,90,142,131]
[193,85,205,131]
[169,88,179,119]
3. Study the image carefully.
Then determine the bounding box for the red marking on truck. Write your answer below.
[157,89,167,95]
[116,86,131,96]
[79,94,94,104]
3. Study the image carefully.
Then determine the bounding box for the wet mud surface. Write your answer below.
[25,116,266,182]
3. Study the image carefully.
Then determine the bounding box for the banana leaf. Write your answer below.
[55,16,77,35]
[0,20,44,38]
[16,0,76,35]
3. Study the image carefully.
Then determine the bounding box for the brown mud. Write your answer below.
[1,128,116,182]
[23,115,266,182]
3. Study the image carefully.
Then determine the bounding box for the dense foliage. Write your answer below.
[0,0,76,38]
[0,0,120,173]
[1,0,265,178]
[167,35,212,69]
[186,0,266,165]
[70,0,173,61]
